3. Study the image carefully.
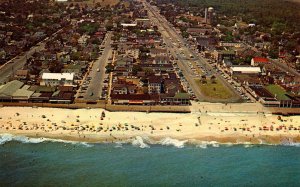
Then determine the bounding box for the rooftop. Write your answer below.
[252,57,269,63]
[0,80,24,97]
[231,66,261,73]
[42,73,74,81]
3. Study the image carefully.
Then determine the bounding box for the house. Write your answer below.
[196,37,217,51]
[222,58,233,69]
[136,18,151,27]
[121,23,137,27]
[62,64,82,77]
[111,94,159,105]
[213,50,236,62]
[41,73,74,87]
[112,84,128,94]
[153,56,170,64]
[29,92,52,103]
[186,28,213,36]
[49,90,74,104]
[150,48,168,57]
[251,57,270,66]
[141,64,173,72]
[14,70,29,80]
[78,35,90,46]
[249,85,280,106]
[125,48,139,59]
[148,76,163,94]
[219,42,244,48]
[160,92,190,105]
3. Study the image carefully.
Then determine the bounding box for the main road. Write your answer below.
[0,44,46,84]
[143,0,241,102]
[82,32,112,101]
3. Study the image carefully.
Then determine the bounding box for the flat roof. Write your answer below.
[121,23,137,27]
[42,73,74,81]
[231,66,261,72]
[12,89,34,98]
[0,80,24,96]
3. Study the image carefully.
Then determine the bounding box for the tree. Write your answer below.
[144,68,154,76]
[201,75,207,84]
[49,61,63,73]
[140,77,148,86]
[182,31,189,38]
[105,63,114,73]
[132,65,142,76]
[211,75,217,84]
[105,21,114,31]
[271,22,286,35]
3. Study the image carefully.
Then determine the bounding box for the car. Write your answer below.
[89,92,94,96]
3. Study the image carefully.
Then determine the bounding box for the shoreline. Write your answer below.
[1,132,300,147]
[0,105,300,145]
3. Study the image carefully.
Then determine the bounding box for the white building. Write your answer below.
[230,66,261,75]
[121,23,137,27]
[41,73,74,86]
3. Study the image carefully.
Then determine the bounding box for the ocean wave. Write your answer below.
[131,136,150,148]
[0,133,93,147]
[191,141,221,149]
[244,144,254,148]
[159,137,187,148]
[2,133,300,148]
[280,138,300,147]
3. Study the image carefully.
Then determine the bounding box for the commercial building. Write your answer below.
[41,73,74,87]
[230,66,261,75]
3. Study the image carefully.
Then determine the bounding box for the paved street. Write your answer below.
[0,44,46,84]
[0,29,62,84]
[81,32,112,101]
[271,59,300,77]
[144,1,241,102]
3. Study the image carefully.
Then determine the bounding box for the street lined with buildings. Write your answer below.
[144,0,241,102]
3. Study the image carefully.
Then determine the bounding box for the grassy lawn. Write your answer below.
[265,84,290,100]
[195,78,234,99]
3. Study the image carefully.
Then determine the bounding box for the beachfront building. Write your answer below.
[160,92,190,105]
[111,94,159,105]
[12,85,34,102]
[0,80,24,101]
[0,80,34,102]
[40,73,74,87]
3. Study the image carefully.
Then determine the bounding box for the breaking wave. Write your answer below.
[131,136,150,148]
[159,137,187,148]
[2,133,300,149]
[0,133,93,147]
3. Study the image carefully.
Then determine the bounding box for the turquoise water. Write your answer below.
[1,135,300,186]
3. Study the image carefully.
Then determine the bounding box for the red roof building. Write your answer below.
[251,57,270,66]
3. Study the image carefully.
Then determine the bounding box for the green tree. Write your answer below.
[105,63,115,73]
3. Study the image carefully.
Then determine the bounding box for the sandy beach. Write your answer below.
[0,103,300,145]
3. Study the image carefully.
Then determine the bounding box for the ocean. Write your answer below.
[1,134,300,186]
